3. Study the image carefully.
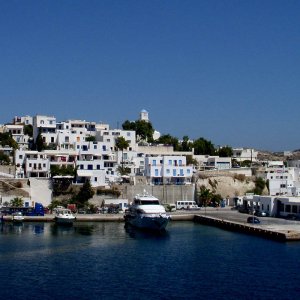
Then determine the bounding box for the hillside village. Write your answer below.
[1,110,300,218]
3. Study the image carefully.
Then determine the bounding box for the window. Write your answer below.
[168,160,172,165]
[153,160,156,166]
[285,205,291,213]
[19,155,23,159]
[97,165,100,170]
[88,165,93,170]
[155,169,159,176]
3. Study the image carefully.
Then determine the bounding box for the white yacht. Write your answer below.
[124,191,170,231]
[54,208,76,225]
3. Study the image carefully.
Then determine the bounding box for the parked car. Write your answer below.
[255,211,267,217]
[247,216,260,224]
[286,214,298,220]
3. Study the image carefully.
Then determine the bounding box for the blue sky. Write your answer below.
[0,0,299,151]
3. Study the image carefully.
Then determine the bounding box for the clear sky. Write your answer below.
[0,0,299,151]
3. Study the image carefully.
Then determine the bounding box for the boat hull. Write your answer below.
[125,214,170,231]
[55,216,76,225]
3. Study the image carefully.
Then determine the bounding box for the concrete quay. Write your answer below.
[3,208,300,241]
[193,208,300,242]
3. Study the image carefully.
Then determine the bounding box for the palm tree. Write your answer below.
[10,197,24,207]
[197,185,213,215]
[115,136,129,174]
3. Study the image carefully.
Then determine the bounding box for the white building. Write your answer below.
[144,155,193,185]
[252,195,300,218]
[140,109,149,122]
[206,156,232,170]
[263,162,300,196]
[232,148,258,163]
[33,115,57,147]
[13,115,33,126]
[4,124,30,149]
[75,141,117,187]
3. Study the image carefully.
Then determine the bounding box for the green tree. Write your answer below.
[122,119,154,142]
[253,177,266,195]
[186,155,198,167]
[116,165,131,176]
[35,128,46,151]
[218,146,233,157]
[197,185,213,210]
[135,120,154,142]
[24,124,33,137]
[241,160,251,167]
[75,180,95,208]
[85,136,96,142]
[122,120,136,131]
[0,151,10,165]
[115,136,130,174]
[10,197,24,207]
[193,137,215,155]
[156,134,179,150]
[180,136,192,151]
[0,132,18,149]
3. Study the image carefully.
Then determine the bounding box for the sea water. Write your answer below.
[1,221,300,300]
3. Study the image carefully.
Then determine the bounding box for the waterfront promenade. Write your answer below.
[3,207,300,241]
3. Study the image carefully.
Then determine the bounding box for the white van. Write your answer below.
[176,200,200,210]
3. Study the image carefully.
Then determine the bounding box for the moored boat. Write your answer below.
[12,211,25,223]
[54,208,76,225]
[124,191,170,231]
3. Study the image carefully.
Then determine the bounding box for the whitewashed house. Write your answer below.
[24,151,50,178]
[263,161,300,196]
[75,141,118,187]
[13,115,33,126]
[206,156,232,170]
[252,195,300,218]
[144,155,193,185]
[33,115,57,147]
[4,124,30,149]
[232,148,258,163]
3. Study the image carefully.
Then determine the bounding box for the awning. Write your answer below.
[77,170,93,177]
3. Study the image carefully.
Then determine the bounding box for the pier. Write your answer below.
[193,214,300,242]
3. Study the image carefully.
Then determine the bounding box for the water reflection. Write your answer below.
[50,223,75,236]
[124,223,169,240]
[33,223,44,235]
[1,222,24,234]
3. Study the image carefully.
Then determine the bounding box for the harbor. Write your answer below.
[3,207,300,242]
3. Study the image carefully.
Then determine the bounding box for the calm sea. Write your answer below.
[1,221,300,300]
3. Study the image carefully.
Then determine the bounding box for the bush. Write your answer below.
[233,174,246,182]
[13,181,23,188]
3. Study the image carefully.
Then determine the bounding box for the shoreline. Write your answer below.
[2,208,300,242]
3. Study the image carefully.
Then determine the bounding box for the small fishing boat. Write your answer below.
[12,211,25,223]
[54,208,76,225]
